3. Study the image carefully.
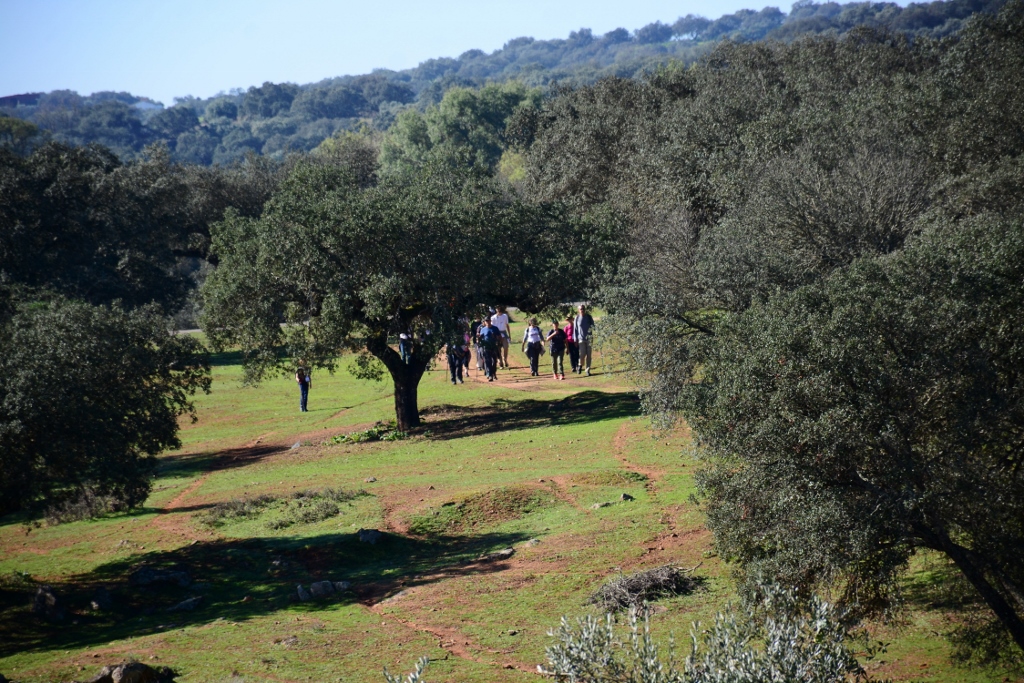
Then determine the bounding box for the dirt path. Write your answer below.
[363,601,539,675]
[611,421,668,487]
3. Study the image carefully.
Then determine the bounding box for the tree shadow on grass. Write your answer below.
[155,443,291,482]
[419,389,640,440]
[0,528,530,658]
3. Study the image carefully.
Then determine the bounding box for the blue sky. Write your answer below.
[2,0,911,105]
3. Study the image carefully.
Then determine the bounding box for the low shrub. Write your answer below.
[545,585,878,683]
[198,494,279,527]
[45,488,122,524]
[327,422,408,444]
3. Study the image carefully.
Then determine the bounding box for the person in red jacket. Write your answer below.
[564,315,579,374]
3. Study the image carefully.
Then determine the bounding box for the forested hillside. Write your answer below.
[0,0,1007,164]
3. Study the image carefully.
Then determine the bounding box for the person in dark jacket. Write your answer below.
[477,318,501,381]
[446,339,466,385]
[547,320,567,380]
[295,367,311,412]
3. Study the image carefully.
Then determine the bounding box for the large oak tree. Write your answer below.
[201,156,607,430]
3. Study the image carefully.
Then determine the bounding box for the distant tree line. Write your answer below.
[515,0,1024,665]
[0,0,1007,166]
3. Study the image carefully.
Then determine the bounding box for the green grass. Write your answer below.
[0,342,1019,682]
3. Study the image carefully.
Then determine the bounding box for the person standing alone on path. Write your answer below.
[522,318,545,376]
[574,304,596,376]
[547,320,567,380]
[491,305,511,369]
[564,315,578,374]
[295,367,311,412]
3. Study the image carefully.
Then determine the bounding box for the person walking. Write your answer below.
[547,320,567,380]
[477,318,501,381]
[295,367,311,412]
[564,315,579,374]
[470,317,484,371]
[574,304,596,376]
[446,339,465,385]
[490,305,511,369]
[521,318,545,376]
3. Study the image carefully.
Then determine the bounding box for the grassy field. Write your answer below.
[0,340,1019,683]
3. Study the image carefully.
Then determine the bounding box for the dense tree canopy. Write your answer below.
[0,142,279,518]
[0,300,210,516]
[518,0,1024,659]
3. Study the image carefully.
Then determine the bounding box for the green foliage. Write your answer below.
[689,212,1024,643]
[524,0,1024,658]
[327,422,408,444]
[543,585,872,682]
[380,82,541,175]
[0,299,210,517]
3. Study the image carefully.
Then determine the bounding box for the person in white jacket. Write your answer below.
[521,318,545,376]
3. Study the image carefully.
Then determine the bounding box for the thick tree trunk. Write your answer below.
[393,373,420,431]
[931,527,1024,652]
[365,332,428,432]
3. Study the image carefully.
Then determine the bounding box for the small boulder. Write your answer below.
[166,596,202,612]
[357,528,382,544]
[129,567,191,588]
[479,548,515,562]
[591,502,611,509]
[86,665,114,683]
[521,538,541,548]
[309,581,335,599]
[291,441,301,450]
[364,476,377,483]
[621,493,635,502]
[111,662,162,683]
[91,586,113,611]
[86,662,174,683]
[296,584,311,602]
[333,581,351,592]
[31,585,65,621]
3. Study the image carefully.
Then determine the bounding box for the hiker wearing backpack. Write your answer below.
[547,320,567,380]
[295,367,311,412]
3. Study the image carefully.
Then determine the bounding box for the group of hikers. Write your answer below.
[446,304,596,384]
[294,304,596,411]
